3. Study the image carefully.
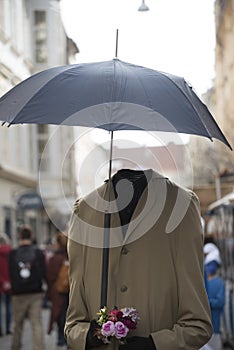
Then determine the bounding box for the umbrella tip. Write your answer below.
[115,29,119,59]
[1,121,10,127]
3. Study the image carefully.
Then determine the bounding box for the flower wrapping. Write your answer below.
[95,306,139,344]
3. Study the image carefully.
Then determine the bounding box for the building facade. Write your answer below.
[188,0,234,214]
[213,0,234,169]
[0,0,78,246]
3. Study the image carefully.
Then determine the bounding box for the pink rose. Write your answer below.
[109,309,123,322]
[101,321,116,337]
[115,321,129,339]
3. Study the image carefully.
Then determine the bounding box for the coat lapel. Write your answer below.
[102,180,124,247]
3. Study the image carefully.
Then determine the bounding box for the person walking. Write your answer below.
[46,231,69,349]
[9,225,46,350]
[200,244,225,350]
[0,232,12,336]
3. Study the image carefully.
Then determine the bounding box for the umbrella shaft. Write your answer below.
[108,131,114,186]
[101,212,111,308]
[100,131,114,307]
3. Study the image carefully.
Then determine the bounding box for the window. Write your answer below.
[0,1,4,34]
[34,10,47,63]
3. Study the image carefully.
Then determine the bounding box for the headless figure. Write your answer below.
[112,169,151,236]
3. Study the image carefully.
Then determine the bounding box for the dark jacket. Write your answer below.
[9,244,46,295]
[46,249,68,334]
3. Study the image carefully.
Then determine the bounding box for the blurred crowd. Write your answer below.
[0,226,69,350]
[0,223,227,350]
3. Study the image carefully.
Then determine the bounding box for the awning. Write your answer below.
[208,191,234,212]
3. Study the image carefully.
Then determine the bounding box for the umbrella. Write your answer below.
[0,58,232,151]
[0,59,232,307]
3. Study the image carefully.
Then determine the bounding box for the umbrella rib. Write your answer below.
[127,64,153,110]
[124,62,231,149]
[159,73,217,140]
[166,74,214,135]
[4,65,74,124]
[160,72,232,149]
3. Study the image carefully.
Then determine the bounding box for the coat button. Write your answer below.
[121,246,129,255]
[120,285,128,293]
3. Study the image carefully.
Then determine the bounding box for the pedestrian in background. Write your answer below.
[9,225,46,350]
[201,243,225,350]
[204,243,222,267]
[0,232,12,336]
[46,231,69,350]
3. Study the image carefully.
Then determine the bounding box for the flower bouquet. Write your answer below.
[94,306,139,344]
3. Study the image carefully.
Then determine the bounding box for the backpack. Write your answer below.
[55,259,70,294]
[10,245,43,294]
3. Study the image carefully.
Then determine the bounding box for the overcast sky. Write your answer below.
[60,0,216,97]
[59,0,216,147]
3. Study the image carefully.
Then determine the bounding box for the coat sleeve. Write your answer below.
[151,193,213,350]
[64,211,90,350]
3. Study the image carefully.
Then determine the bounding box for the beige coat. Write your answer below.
[65,171,212,350]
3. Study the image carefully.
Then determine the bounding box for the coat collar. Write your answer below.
[103,170,168,244]
[72,170,169,248]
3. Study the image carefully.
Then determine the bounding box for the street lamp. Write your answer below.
[138,0,149,11]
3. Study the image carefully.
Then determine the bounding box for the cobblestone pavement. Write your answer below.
[0,307,65,350]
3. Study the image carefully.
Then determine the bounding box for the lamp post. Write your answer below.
[138,0,149,11]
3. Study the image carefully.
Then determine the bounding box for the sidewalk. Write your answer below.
[1,309,232,350]
[0,307,59,350]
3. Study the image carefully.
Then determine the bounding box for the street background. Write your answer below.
[1,0,234,349]
[0,307,57,349]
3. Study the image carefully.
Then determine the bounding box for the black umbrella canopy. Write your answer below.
[0,59,232,149]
